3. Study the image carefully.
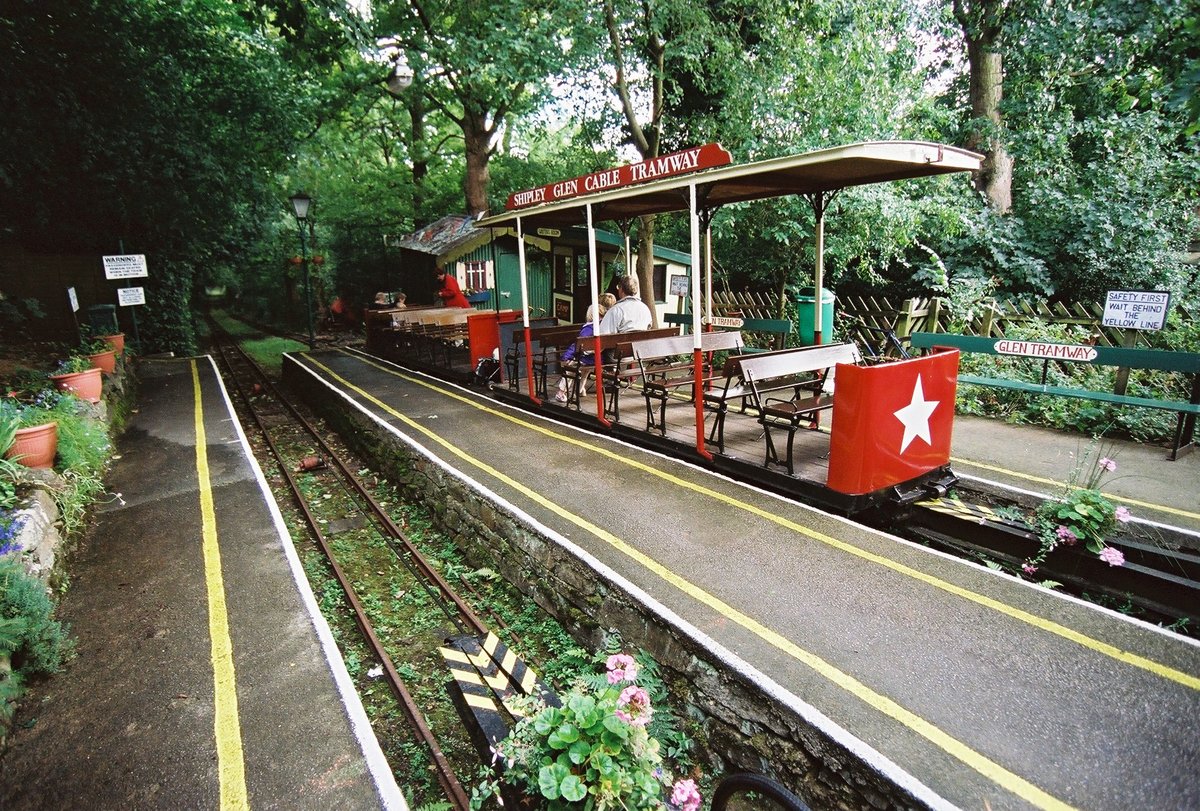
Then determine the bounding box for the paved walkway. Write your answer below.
[0,358,406,811]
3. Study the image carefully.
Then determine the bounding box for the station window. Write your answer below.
[460,259,492,292]
[653,263,667,302]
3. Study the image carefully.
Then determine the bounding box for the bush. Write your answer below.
[0,552,72,725]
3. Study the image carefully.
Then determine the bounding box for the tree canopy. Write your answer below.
[1,0,1196,352]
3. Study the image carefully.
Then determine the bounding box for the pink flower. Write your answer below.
[606,653,638,684]
[670,778,702,811]
[1099,546,1125,567]
[1098,457,1117,473]
[1114,506,1131,523]
[1055,525,1078,545]
[1022,563,1038,575]
[615,684,653,726]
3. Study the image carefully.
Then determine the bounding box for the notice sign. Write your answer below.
[709,316,744,329]
[103,254,149,280]
[669,274,689,297]
[67,287,79,313]
[118,287,146,306]
[1102,290,1170,331]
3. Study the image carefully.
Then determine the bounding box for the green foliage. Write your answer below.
[0,554,71,677]
[1022,442,1131,575]
[0,292,45,342]
[53,357,94,376]
[478,652,694,810]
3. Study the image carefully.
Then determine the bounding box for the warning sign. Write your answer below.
[103,254,149,280]
[1102,290,1170,331]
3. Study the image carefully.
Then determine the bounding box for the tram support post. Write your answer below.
[516,217,540,403]
[689,183,712,459]
[586,204,610,427]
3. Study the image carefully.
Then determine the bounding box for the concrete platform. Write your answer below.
[287,346,1200,811]
[0,358,405,811]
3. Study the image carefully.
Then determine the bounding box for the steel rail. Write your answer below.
[209,329,473,810]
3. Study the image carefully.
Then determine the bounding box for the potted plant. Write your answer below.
[0,399,57,470]
[81,337,118,375]
[49,356,103,404]
[480,653,702,810]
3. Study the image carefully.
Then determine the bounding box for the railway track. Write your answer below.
[206,321,489,809]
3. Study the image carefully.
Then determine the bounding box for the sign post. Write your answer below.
[104,253,148,353]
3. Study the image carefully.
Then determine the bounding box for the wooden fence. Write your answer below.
[709,291,1189,351]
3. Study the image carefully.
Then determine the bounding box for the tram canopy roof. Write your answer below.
[475,141,982,230]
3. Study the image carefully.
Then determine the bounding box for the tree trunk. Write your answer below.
[964,30,1013,212]
[636,215,657,327]
[462,108,492,217]
[409,95,428,221]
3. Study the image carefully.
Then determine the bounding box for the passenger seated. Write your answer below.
[599,274,652,334]
[368,291,392,310]
[554,295,615,403]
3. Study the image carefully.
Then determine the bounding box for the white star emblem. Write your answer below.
[893,374,939,454]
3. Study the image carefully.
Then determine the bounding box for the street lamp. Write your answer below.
[289,191,315,349]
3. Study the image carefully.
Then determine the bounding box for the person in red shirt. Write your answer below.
[436,267,471,308]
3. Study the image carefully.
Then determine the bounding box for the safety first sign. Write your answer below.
[1102,290,1170,331]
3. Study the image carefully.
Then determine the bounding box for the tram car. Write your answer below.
[364,141,983,515]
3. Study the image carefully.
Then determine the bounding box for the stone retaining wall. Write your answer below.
[287,356,929,811]
[9,355,135,587]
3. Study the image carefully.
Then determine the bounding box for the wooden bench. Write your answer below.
[499,317,556,387]
[562,327,679,418]
[531,326,590,398]
[631,331,745,434]
[910,332,1200,460]
[704,343,861,473]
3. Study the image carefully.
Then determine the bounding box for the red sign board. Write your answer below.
[505,143,733,211]
[826,351,959,495]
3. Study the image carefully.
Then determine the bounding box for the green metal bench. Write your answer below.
[664,313,791,352]
[909,332,1200,460]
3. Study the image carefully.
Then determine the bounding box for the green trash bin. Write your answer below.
[795,287,835,346]
[87,304,119,335]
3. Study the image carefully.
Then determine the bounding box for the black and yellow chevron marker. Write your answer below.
[917,497,1005,524]
[440,640,512,747]
[480,631,559,707]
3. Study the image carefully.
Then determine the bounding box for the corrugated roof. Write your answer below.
[389,214,491,261]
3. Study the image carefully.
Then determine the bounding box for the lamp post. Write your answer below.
[289,191,315,349]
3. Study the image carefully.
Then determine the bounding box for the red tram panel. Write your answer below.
[826,351,959,495]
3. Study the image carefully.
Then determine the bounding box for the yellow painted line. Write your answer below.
[951,455,1200,523]
[308,355,1076,810]
[191,361,249,811]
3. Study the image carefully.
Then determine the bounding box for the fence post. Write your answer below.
[895,298,916,339]
[926,298,942,333]
[1113,328,1137,395]
[977,303,996,337]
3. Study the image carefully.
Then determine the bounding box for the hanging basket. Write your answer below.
[6,422,58,469]
[87,349,117,375]
[50,367,103,404]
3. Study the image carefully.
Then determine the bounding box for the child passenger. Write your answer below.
[554,294,616,403]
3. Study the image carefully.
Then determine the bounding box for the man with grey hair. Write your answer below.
[599,274,653,334]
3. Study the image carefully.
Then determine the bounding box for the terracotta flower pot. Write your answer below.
[88,349,117,375]
[50,367,103,404]
[101,333,125,354]
[6,422,58,469]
